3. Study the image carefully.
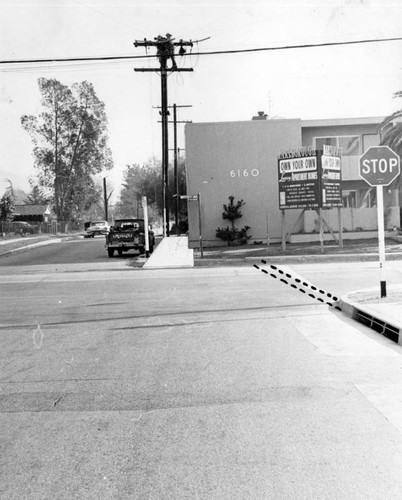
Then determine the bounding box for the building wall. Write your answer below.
[185,117,400,247]
[185,119,303,247]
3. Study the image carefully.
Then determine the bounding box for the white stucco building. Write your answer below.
[184,115,400,248]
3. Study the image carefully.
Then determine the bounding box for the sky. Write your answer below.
[0,0,401,201]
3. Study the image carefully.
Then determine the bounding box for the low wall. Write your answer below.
[143,236,194,268]
[290,231,379,244]
[303,206,400,233]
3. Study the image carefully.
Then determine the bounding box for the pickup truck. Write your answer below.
[105,218,155,258]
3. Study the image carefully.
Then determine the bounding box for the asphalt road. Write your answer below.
[1,241,402,499]
[0,235,142,266]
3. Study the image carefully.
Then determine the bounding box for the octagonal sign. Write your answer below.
[359,146,400,186]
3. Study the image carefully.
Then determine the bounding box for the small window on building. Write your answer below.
[315,137,338,151]
[363,134,380,152]
[359,187,376,208]
[338,136,359,156]
[342,190,357,208]
[314,136,360,156]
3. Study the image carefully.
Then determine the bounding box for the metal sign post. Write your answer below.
[180,194,203,258]
[359,146,401,299]
[142,196,150,258]
[197,192,203,258]
[376,186,387,297]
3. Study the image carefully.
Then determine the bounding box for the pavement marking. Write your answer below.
[287,312,399,357]
[355,384,402,434]
[254,261,341,309]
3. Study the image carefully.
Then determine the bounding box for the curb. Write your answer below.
[194,252,402,266]
[245,252,402,264]
[338,295,402,346]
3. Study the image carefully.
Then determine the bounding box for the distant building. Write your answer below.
[13,204,53,223]
[184,116,400,247]
[252,111,268,120]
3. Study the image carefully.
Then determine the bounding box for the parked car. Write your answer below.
[10,221,36,235]
[84,220,110,237]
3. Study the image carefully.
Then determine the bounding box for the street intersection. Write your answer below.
[1,240,402,498]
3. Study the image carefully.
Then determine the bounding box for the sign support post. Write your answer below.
[281,210,286,251]
[376,185,387,297]
[142,196,150,258]
[319,208,324,254]
[359,146,401,299]
[337,207,343,248]
[266,210,270,249]
[197,192,203,258]
[181,193,203,258]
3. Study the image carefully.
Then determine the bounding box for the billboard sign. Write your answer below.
[321,154,342,208]
[278,147,342,210]
[278,154,320,209]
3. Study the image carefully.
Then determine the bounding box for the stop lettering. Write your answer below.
[361,157,399,174]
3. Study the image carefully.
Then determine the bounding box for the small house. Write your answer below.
[13,204,53,223]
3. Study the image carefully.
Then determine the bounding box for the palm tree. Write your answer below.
[379,92,402,225]
[379,91,402,157]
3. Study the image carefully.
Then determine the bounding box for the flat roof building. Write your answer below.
[184,116,400,248]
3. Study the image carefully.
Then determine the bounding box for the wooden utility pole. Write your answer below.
[156,104,192,229]
[134,34,193,237]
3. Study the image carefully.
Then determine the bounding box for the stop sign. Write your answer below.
[359,146,400,186]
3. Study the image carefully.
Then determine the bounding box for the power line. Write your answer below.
[192,36,402,56]
[0,36,401,66]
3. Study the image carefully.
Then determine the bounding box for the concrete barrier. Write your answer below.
[143,236,194,269]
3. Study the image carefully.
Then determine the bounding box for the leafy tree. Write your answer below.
[21,78,113,221]
[115,159,161,219]
[216,195,251,246]
[24,184,49,204]
[115,158,187,224]
[0,193,15,228]
[1,180,15,229]
[79,179,112,222]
